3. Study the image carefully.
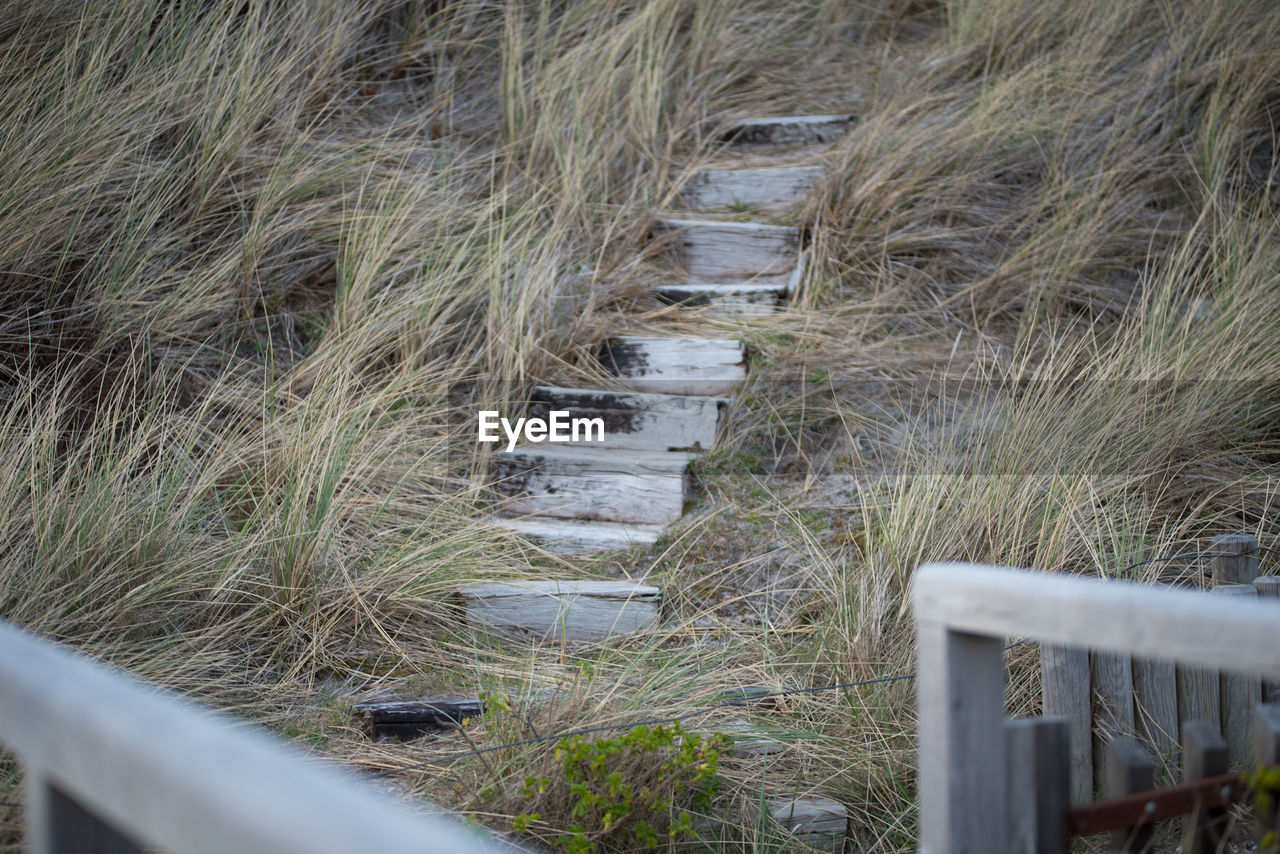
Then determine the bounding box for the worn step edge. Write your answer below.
[766,797,849,851]
[656,217,800,279]
[495,444,695,474]
[600,336,746,396]
[493,516,666,553]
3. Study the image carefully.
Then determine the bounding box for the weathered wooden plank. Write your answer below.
[27,777,145,854]
[1253,575,1280,702]
[1133,657,1179,773]
[1041,643,1093,803]
[1181,719,1228,854]
[913,563,1280,680]
[656,218,798,278]
[600,336,746,395]
[766,797,847,852]
[353,698,485,740]
[527,386,727,451]
[721,114,854,146]
[1209,533,1259,585]
[492,515,665,553]
[653,282,785,315]
[916,622,1007,854]
[1106,736,1155,852]
[0,618,518,854]
[457,580,661,642]
[1213,583,1261,766]
[682,165,823,210]
[1005,717,1070,854]
[1254,704,1280,841]
[1093,651,1136,796]
[493,445,692,525]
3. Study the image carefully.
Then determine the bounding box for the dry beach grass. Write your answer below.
[0,0,1278,850]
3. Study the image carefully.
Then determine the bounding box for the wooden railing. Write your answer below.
[0,618,520,854]
[913,562,1280,854]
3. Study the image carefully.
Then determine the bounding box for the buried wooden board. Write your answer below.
[353,698,485,740]
[457,580,661,642]
[493,445,692,526]
[682,164,823,210]
[600,336,746,396]
[766,797,849,851]
[527,386,728,452]
[492,515,665,553]
[721,114,854,146]
[653,282,784,316]
[656,218,799,278]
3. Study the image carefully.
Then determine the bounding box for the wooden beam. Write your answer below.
[681,165,823,210]
[492,516,665,553]
[1212,584,1261,766]
[1209,533,1259,585]
[600,336,746,395]
[656,218,798,278]
[458,580,661,642]
[1181,719,1228,854]
[766,797,847,852]
[1041,644,1093,803]
[1092,651,1136,795]
[1005,718,1069,854]
[527,386,727,452]
[1105,736,1155,852]
[720,114,854,146]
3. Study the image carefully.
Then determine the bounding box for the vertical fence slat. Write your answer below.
[1041,643,1092,803]
[1209,533,1259,585]
[26,773,145,854]
[1254,576,1280,703]
[1133,658,1179,777]
[1181,719,1228,854]
[1005,718,1070,854]
[1107,736,1156,853]
[1254,704,1280,846]
[1092,651,1135,796]
[917,623,1008,854]
[1212,584,1261,766]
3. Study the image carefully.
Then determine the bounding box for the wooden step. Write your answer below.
[766,797,848,851]
[493,516,665,553]
[458,580,661,642]
[354,698,485,740]
[600,336,746,395]
[721,114,854,146]
[657,218,798,279]
[528,386,727,451]
[682,165,822,210]
[654,282,785,315]
[493,445,692,525]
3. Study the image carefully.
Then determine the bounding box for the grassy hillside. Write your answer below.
[1,0,1278,850]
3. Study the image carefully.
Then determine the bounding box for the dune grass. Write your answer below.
[1,0,1278,850]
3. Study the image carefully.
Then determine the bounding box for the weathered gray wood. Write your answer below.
[528,386,727,451]
[1005,718,1069,854]
[1254,704,1280,842]
[457,580,661,642]
[27,775,144,854]
[916,622,1007,854]
[766,797,847,852]
[1092,651,1136,795]
[1106,736,1155,852]
[494,446,692,525]
[654,282,784,315]
[353,698,486,739]
[1181,719,1228,854]
[1133,657,1180,773]
[1254,575,1280,702]
[1178,659,1221,738]
[0,619,517,854]
[656,218,798,278]
[493,515,665,553]
[1041,643,1093,803]
[600,336,746,395]
[1213,583,1262,766]
[721,114,854,146]
[1209,533,1259,585]
[913,563,1280,680]
[682,165,823,210]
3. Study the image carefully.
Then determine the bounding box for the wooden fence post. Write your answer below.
[25,772,144,854]
[1093,651,1136,795]
[1005,718,1069,854]
[1181,719,1228,854]
[1042,644,1092,803]
[1212,584,1261,766]
[916,623,1007,854]
[1254,576,1280,703]
[1133,658,1179,777]
[1209,533,1259,585]
[1107,737,1156,853]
